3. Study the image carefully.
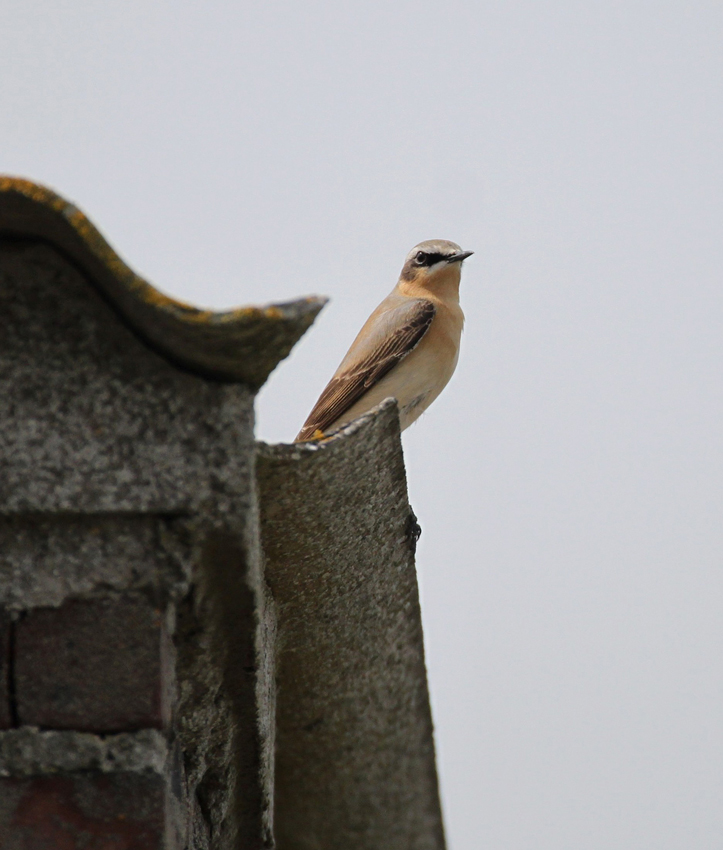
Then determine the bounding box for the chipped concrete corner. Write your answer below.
[0,178,446,850]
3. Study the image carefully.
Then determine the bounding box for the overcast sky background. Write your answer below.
[3,2,722,847]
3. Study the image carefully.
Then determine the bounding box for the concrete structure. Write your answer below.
[0,178,445,849]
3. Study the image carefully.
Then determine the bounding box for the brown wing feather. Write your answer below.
[296,299,436,441]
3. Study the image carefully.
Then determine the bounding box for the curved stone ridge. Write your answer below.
[0,176,326,387]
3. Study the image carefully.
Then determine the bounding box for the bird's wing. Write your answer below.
[296,295,436,441]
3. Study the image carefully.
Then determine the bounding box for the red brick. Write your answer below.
[0,610,11,728]
[0,773,170,849]
[15,596,172,732]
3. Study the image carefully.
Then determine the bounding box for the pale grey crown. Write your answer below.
[404,239,463,264]
[400,239,472,280]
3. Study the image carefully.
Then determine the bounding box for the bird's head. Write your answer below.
[399,239,473,295]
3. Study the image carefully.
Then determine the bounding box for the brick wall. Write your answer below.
[0,238,274,849]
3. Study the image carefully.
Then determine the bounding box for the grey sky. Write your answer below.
[3,2,722,847]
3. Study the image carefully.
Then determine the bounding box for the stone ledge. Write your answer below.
[0,176,326,388]
[0,515,193,611]
[0,727,168,777]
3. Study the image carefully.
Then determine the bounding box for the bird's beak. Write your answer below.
[446,250,474,264]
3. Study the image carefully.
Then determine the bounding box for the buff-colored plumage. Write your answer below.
[296,239,472,442]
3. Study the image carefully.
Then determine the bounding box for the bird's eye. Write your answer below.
[415,251,428,265]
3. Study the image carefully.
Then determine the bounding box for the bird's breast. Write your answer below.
[324,298,463,434]
[353,303,462,430]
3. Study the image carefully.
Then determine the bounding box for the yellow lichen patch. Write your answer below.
[0,176,59,210]
[0,176,327,384]
[0,176,321,329]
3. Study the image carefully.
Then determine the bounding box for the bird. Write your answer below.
[295,239,473,442]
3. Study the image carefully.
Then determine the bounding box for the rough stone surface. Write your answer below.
[15,595,173,732]
[0,729,187,849]
[0,515,193,611]
[0,611,10,730]
[0,240,254,515]
[174,524,277,850]
[257,402,446,850]
[0,727,169,777]
[0,236,277,847]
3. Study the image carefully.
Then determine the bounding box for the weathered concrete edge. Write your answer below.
[0,727,168,777]
[0,176,327,387]
[260,397,400,458]
[258,401,446,850]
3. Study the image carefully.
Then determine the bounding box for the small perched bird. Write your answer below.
[295,239,473,442]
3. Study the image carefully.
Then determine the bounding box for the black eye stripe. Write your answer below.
[416,252,447,266]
